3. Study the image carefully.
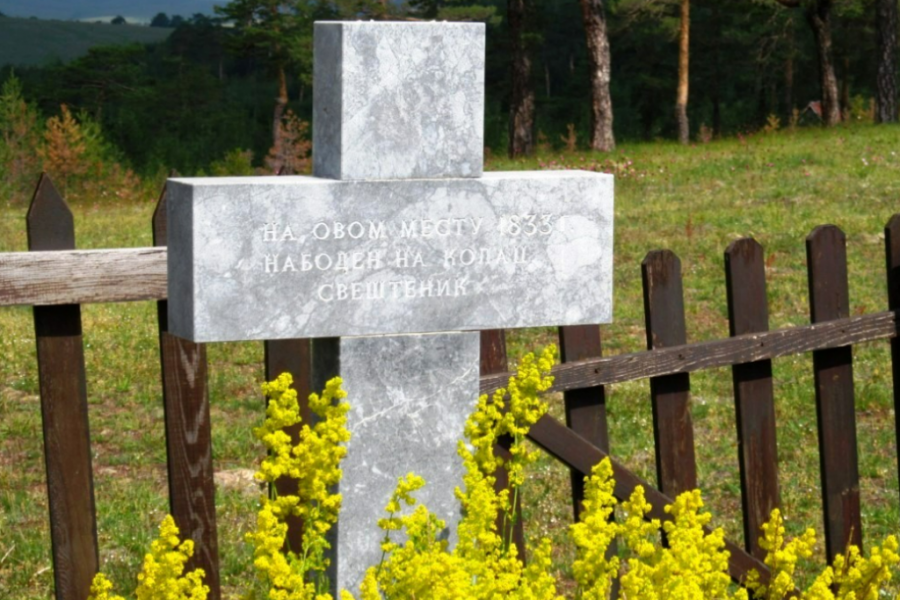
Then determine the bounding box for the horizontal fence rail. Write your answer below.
[480,311,899,395]
[3,173,900,599]
[0,247,166,306]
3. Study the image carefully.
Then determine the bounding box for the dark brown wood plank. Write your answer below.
[886,215,900,503]
[26,174,99,600]
[479,311,897,396]
[725,238,779,559]
[264,338,312,554]
[559,323,618,597]
[526,413,773,587]
[311,336,342,594]
[642,250,697,495]
[153,183,221,599]
[481,329,526,561]
[559,325,609,517]
[0,247,167,306]
[807,225,862,560]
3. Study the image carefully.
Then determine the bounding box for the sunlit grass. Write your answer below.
[2,122,900,597]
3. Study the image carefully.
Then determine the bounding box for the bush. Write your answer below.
[89,348,899,600]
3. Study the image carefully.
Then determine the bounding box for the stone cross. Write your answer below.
[167,21,613,594]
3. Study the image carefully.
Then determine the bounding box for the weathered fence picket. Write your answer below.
[152,185,221,599]
[26,174,99,600]
[5,173,900,598]
[886,215,900,498]
[642,250,698,496]
[725,238,780,560]
[558,324,618,597]
[807,225,863,560]
[480,329,527,560]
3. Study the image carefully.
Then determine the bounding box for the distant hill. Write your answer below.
[0,17,172,67]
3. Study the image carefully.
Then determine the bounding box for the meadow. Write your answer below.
[1,122,899,597]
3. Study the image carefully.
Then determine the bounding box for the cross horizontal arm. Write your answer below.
[166,172,613,342]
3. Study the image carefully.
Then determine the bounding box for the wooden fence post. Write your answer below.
[264,338,312,554]
[725,238,780,559]
[153,182,222,598]
[559,325,609,516]
[26,173,99,600]
[886,215,900,501]
[806,225,862,560]
[481,329,526,560]
[642,250,698,496]
[559,323,618,597]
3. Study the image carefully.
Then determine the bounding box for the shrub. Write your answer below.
[89,348,899,600]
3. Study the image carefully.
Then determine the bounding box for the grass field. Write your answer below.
[1,123,899,597]
[0,17,171,68]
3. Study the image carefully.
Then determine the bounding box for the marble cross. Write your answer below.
[166,21,613,594]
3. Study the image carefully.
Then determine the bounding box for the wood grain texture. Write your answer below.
[480,311,897,396]
[527,413,774,587]
[481,329,526,561]
[0,246,167,306]
[154,184,222,599]
[642,250,697,496]
[807,225,862,560]
[27,173,99,600]
[725,238,779,559]
[886,215,900,502]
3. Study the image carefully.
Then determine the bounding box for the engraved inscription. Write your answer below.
[254,214,560,303]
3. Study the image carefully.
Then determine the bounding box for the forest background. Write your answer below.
[4,1,900,597]
[2,0,898,195]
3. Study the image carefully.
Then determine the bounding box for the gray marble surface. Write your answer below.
[331,332,478,593]
[313,21,485,181]
[165,21,616,596]
[166,171,613,342]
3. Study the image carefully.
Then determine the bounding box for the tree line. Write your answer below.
[1,0,897,176]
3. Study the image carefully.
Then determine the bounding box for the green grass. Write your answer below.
[2,123,900,597]
[0,17,171,68]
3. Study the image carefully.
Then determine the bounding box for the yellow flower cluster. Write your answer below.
[360,346,561,600]
[568,458,618,600]
[248,374,352,600]
[88,515,208,600]
[745,507,899,600]
[571,459,899,600]
[87,348,900,600]
[571,458,741,600]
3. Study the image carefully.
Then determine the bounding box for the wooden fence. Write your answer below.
[2,173,899,600]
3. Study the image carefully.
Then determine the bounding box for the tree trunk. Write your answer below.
[579,0,615,151]
[805,1,841,126]
[271,64,289,173]
[676,0,690,144]
[784,30,794,120]
[876,0,898,123]
[508,0,535,158]
[711,3,722,137]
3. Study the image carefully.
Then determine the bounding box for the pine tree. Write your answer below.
[39,105,88,196]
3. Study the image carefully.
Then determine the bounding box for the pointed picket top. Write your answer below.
[641,249,686,350]
[725,237,769,336]
[806,224,849,322]
[26,173,75,251]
